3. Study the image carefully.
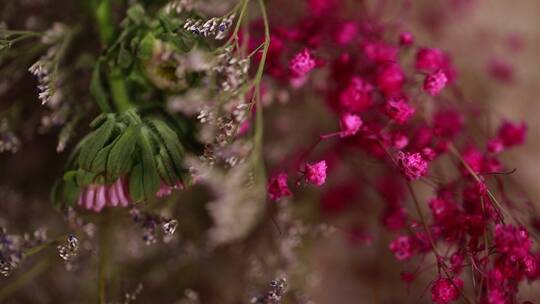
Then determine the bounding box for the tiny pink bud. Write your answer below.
[289,48,316,78]
[339,113,362,138]
[399,31,414,46]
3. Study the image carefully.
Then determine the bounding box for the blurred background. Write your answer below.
[1,0,540,303]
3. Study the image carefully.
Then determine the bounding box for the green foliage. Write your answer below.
[53,1,213,208]
[54,108,196,207]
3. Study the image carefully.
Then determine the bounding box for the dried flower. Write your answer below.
[184,14,235,40]
[289,49,316,78]
[304,160,327,186]
[389,235,415,261]
[57,235,79,268]
[251,278,288,304]
[163,0,194,14]
[162,219,178,235]
[28,23,68,106]
[339,77,373,113]
[268,173,292,201]
[431,278,462,304]
[416,48,445,72]
[396,151,428,181]
[384,98,415,124]
[339,112,362,137]
[424,70,448,96]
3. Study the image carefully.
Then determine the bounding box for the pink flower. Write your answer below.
[389,235,415,260]
[334,21,358,45]
[497,121,527,148]
[450,252,464,273]
[396,151,428,181]
[339,113,362,137]
[339,77,373,113]
[522,254,539,277]
[431,278,462,304]
[383,207,408,230]
[363,41,398,63]
[433,109,463,138]
[391,131,409,149]
[416,48,445,72]
[377,63,405,96]
[305,160,327,186]
[487,138,504,153]
[308,0,336,16]
[399,31,414,46]
[488,59,514,83]
[421,147,437,161]
[155,181,184,198]
[267,173,292,201]
[428,197,456,222]
[289,48,316,78]
[77,177,184,212]
[424,70,448,96]
[461,146,484,173]
[77,177,131,212]
[487,289,506,304]
[494,224,531,257]
[384,98,415,124]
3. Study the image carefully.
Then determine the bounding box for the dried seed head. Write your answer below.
[162,219,178,235]
[184,14,235,40]
[58,235,78,261]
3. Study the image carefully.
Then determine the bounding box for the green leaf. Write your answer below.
[63,170,78,183]
[62,181,80,207]
[79,115,116,170]
[129,163,144,203]
[158,15,174,32]
[90,60,112,113]
[126,4,147,24]
[146,118,186,177]
[137,32,155,61]
[89,113,107,128]
[156,149,177,185]
[76,168,96,187]
[118,42,133,69]
[50,179,62,208]
[90,142,114,174]
[106,126,137,182]
[158,32,194,53]
[138,126,161,200]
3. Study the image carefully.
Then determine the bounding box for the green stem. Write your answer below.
[95,0,115,46]
[251,0,270,181]
[24,235,68,258]
[95,0,134,112]
[107,67,133,112]
[226,0,250,46]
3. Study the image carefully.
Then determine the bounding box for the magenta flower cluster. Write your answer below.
[253,0,536,303]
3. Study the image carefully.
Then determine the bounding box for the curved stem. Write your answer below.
[252,0,270,182]
[24,235,68,258]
